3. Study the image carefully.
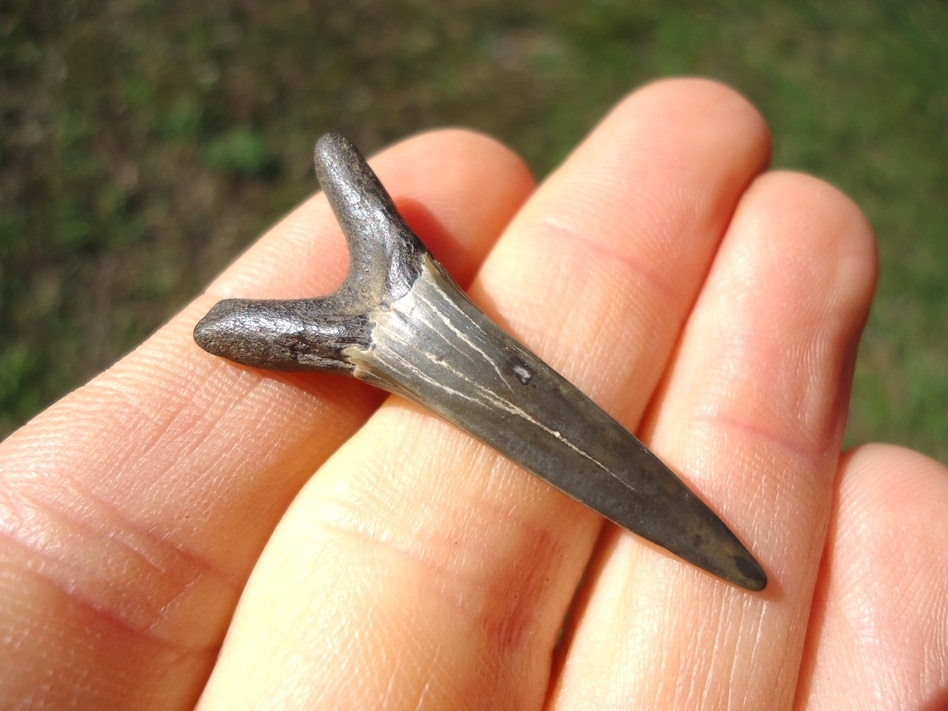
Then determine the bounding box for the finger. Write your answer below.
[0,130,532,709]
[198,79,771,709]
[798,444,948,709]
[550,172,877,708]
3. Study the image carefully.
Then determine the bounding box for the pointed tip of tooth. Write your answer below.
[694,534,767,592]
[645,493,768,592]
[729,552,768,592]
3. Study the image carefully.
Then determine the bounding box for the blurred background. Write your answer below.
[1,1,945,461]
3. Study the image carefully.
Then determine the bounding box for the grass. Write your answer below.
[1,0,945,461]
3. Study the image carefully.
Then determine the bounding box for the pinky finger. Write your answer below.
[798,443,948,709]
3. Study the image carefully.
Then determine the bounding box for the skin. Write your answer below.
[1,78,945,709]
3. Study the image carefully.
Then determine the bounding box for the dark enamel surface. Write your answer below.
[194,133,767,592]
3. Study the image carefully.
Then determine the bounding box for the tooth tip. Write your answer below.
[731,554,768,591]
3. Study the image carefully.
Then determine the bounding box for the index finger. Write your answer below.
[0,130,533,709]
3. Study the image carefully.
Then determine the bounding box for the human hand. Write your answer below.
[2,79,946,709]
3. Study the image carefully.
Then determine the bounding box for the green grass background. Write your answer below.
[2,1,945,461]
